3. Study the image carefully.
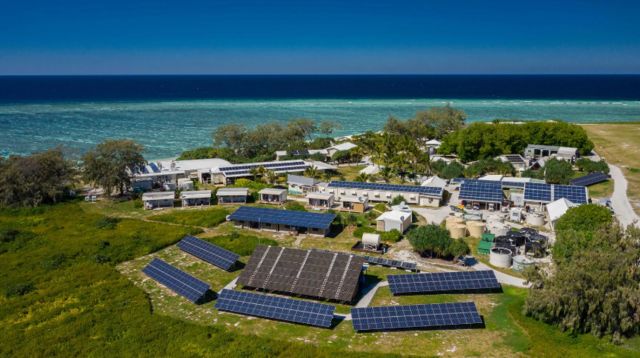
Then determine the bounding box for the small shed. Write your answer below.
[258,188,287,204]
[376,210,412,233]
[340,196,368,213]
[142,191,175,210]
[307,192,334,209]
[288,174,319,194]
[216,187,249,204]
[181,190,212,207]
[362,233,380,251]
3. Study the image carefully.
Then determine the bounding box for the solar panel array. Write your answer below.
[228,206,336,230]
[351,302,482,332]
[387,270,500,295]
[237,246,365,302]
[459,179,503,203]
[501,181,526,189]
[219,161,309,177]
[364,256,417,271]
[215,289,335,327]
[553,184,588,204]
[570,172,609,187]
[328,181,443,197]
[142,258,210,303]
[523,182,587,204]
[177,235,240,271]
[523,182,553,202]
[503,154,525,164]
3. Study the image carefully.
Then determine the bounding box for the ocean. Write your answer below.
[1,75,639,159]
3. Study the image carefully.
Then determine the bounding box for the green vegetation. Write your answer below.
[543,157,574,184]
[463,158,515,177]
[284,201,306,211]
[83,139,146,196]
[0,148,76,207]
[575,158,609,174]
[206,232,278,256]
[439,121,594,162]
[150,207,230,227]
[383,104,466,141]
[407,224,470,259]
[552,204,614,263]
[431,160,465,179]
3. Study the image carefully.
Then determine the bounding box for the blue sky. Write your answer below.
[1,0,639,74]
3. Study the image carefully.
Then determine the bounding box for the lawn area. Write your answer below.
[149,207,230,227]
[582,123,640,214]
[336,165,366,180]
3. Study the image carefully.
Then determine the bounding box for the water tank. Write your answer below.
[450,224,467,239]
[490,247,512,268]
[445,216,464,230]
[512,255,534,272]
[526,213,545,227]
[466,221,485,238]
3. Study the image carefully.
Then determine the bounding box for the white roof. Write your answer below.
[376,210,410,223]
[275,150,287,156]
[341,196,368,203]
[329,142,357,152]
[216,187,249,196]
[421,175,447,188]
[360,164,381,175]
[479,174,504,181]
[547,198,577,222]
[557,147,578,155]
[142,191,175,200]
[180,190,212,199]
[426,139,442,146]
[306,160,337,171]
[362,233,380,245]
[288,174,318,186]
[307,192,334,200]
[259,188,287,195]
[177,178,192,184]
[157,158,232,172]
[308,149,329,155]
[391,202,412,213]
[501,177,531,183]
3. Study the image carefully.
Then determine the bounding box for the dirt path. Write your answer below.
[609,164,640,228]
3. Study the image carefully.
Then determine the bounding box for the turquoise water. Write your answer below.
[1,98,639,159]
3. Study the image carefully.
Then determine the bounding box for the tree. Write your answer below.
[407,224,453,258]
[575,158,609,174]
[354,173,371,182]
[0,148,76,207]
[318,120,340,136]
[303,166,319,179]
[83,140,145,196]
[544,158,573,184]
[552,204,614,264]
[446,238,471,258]
[287,118,317,141]
[438,161,465,179]
[415,104,467,139]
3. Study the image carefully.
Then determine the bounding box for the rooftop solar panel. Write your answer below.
[328,181,443,197]
[364,256,417,271]
[553,184,588,204]
[524,182,553,202]
[459,179,503,203]
[215,289,335,327]
[177,236,240,271]
[387,270,500,295]
[351,302,482,332]
[503,154,526,164]
[149,162,161,173]
[228,206,336,230]
[142,258,210,303]
[501,181,526,189]
[570,172,609,187]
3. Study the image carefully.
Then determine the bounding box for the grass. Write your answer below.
[149,207,230,227]
[582,123,640,214]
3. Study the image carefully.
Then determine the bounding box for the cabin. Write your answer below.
[524,144,579,162]
[181,190,212,207]
[288,174,319,195]
[142,192,175,210]
[258,188,287,204]
[376,210,412,233]
[326,142,357,158]
[307,192,334,209]
[339,196,368,213]
[216,187,249,204]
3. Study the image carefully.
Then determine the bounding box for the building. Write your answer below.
[318,181,443,207]
[216,187,249,204]
[524,144,579,162]
[258,188,287,204]
[307,192,335,209]
[546,198,577,228]
[177,178,194,191]
[376,210,412,233]
[362,233,381,252]
[142,191,175,210]
[326,142,357,158]
[228,206,336,237]
[497,154,528,172]
[288,174,320,194]
[339,196,368,213]
[212,160,310,184]
[425,139,442,154]
[180,190,212,207]
[421,175,447,188]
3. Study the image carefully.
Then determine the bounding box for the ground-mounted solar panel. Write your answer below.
[570,172,609,187]
[228,206,336,230]
[177,235,240,271]
[387,270,500,295]
[524,182,552,203]
[553,184,588,204]
[142,258,210,303]
[328,181,443,197]
[351,302,482,332]
[215,289,335,327]
[364,256,417,271]
[459,179,503,203]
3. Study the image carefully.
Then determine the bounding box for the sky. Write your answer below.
[0,0,639,75]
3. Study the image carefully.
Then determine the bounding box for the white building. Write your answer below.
[376,210,412,233]
[546,198,577,228]
[181,190,212,207]
[318,181,443,208]
[142,192,175,210]
[258,188,287,204]
[216,187,249,204]
[307,192,335,209]
[326,142,357,158]
[288,175,320,195]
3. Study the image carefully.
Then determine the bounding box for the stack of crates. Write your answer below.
[477,232,495,255]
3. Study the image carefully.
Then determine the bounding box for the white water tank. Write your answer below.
[490,247,512,268]
[526,213,545,227]
[513,255,534,272]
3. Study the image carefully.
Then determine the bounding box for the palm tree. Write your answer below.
[355,173,370,182]
[263,169,277,184]
[304,166,319,179]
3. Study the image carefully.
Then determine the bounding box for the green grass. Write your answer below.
[149,207,230,227]
[206,233,278,256]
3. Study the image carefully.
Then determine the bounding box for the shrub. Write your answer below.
[380,229,402,243]
[353,226,375,238]
[284,201,306,212]
[544,158,574,184]
[391,195,407,205]
[208,234,278,256]
[5,282,36,298]
[96,216,120,230]
[575,158,609,174]
[407,224,466,259]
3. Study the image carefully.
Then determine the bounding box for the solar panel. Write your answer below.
[387,270,500,295]
[364,256,417,271]
[570,172,609,187]
[553,184,588,204]
[149,162,161,173]
[328,181,443,197]
[524,182,552,202]
[351,302,482,332]
[501,181,525,189]
[503,154,525,164]
[228,206,336,230]
[215,289,335,327]
[177,235,240,271]
[142,258,210,303]
[459,179,503,203]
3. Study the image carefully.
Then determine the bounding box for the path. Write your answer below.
[608,164,639,228]
[472,262,529,288]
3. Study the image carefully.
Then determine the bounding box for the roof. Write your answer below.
[570,172,609,186]
[180,190,212,199]
[376,210,411,223]
[258,188,287,195]
[142,191,175,200]
[340,196,368,203]
[499,154,526,164]
[328,181,443,198]
[307,192,334,200]
[524,183,588,204]
[306,160,337,171]
[219,160,308,178]
[216,187,249,196]
[547,198,576,222]
[557,147,578,155]
[360,164,381,175]
[329,142,357,152]
[288,174,318,187]
[478,174,503,181]
[526,144,559,151]
[237,245,364,302]
[459,179,503,203]
[157,158,232,172]
[362,233,380,245]
[421,176,447,188]
[425,139,442,146]
[228,206,336,230]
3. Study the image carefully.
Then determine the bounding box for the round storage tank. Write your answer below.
[450,224,467,239]
[490,247,512,268]
[526,213,545,227]
[467,221,485,238]
[512,255,534,272]
[445,216,464,230]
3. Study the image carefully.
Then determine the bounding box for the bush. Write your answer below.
[284,201,306,212]
[96,216,120,230]
[353,226,375,238]
[380,229,402,243]
[407,224,465,259]
[544,158,574,184]
[5,282,36,298]
[554,204,613,232]
[391,195,407,205]
[575,158,609,174]
[208,233,278,256]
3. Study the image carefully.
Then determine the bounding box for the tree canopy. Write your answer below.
[407,224,469,259]
[543,158,574,184]
[83,140,145,196]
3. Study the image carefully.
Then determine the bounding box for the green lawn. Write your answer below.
[149,207,230,227]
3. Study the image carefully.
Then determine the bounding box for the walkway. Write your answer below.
[609,164,639,228]
[472,262,529,288]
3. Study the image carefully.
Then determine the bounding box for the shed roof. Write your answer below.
[180,190,212,200]
[376,210,410,223]
[216,187,249,196]
[142,191,175,200]
[258,188,287,195]
[288,174,318,186]
[547,197,576,222]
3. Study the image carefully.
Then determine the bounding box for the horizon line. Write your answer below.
[1,73,640,77]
